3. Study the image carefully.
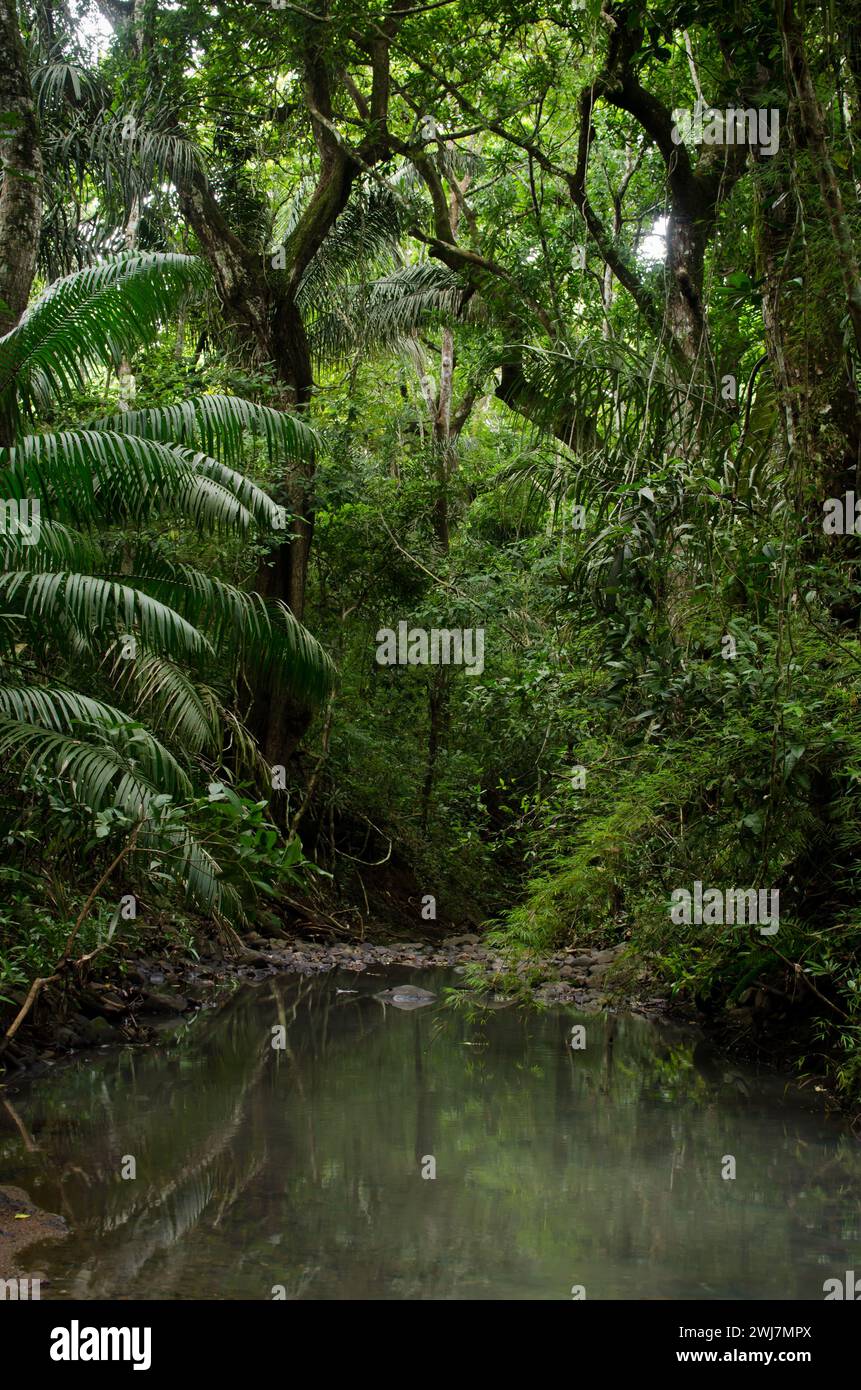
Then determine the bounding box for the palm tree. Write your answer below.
[0,251,332,921]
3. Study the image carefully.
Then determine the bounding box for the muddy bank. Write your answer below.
[0,1181,67,1282]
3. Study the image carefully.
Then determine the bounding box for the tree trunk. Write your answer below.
[778,0,861,362]
[664,212,709,371]
[750,62,861,506]
[0,0,42,340]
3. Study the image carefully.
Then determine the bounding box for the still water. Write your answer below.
[1,967,859,1300]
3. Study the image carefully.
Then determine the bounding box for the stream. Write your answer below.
[1,967,860,1300]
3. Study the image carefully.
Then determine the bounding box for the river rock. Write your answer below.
[374,984,436,1010]
[80,1016,115,1044]
[140,989,188,1015]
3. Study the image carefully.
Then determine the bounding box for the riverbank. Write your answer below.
[0,920,656,1077]
[0,903,846,1116]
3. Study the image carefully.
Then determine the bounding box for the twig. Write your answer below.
[280,893,355,937]
[1,824,142,1048]
[759,937,849,1020]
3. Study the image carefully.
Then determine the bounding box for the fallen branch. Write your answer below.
[279,893,356,937]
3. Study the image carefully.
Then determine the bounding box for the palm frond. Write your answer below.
[113,655,222,756]
[0,517,102,572]
[0,570,211,663]
[31,60,106,116]
[0,431,261,533]
[296,181,404,310]
[309,261,469,365]
[43,94,205,210]
[0,684,191,798]
[89,393,317,472]
[269,176,317,249]
[0,710,237,920]
[126,554,334,705]
[0,715,190,810]
[0,254,209,428]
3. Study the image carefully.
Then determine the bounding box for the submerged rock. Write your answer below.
[374,984,437,1010]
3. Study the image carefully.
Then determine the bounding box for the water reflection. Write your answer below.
[1,968,860,1300]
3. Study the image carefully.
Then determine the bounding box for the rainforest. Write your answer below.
[1,0,861,1316]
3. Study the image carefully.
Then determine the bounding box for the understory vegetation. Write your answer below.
[1,0,861,1099]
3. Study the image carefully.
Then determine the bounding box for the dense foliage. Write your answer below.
[1,0,860,1098]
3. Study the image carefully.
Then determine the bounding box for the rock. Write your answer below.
[140,990,188,1015]
[239,948,276,966]
[374,984,436,1010]
[80,1017,115,1044]
[80,987,125,1016]
[533,982,579,1004]
[593,946,624,964]
[442,933,480,947]
[724,1006,753,1029]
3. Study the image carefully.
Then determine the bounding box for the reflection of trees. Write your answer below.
[0,971,860,1299]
